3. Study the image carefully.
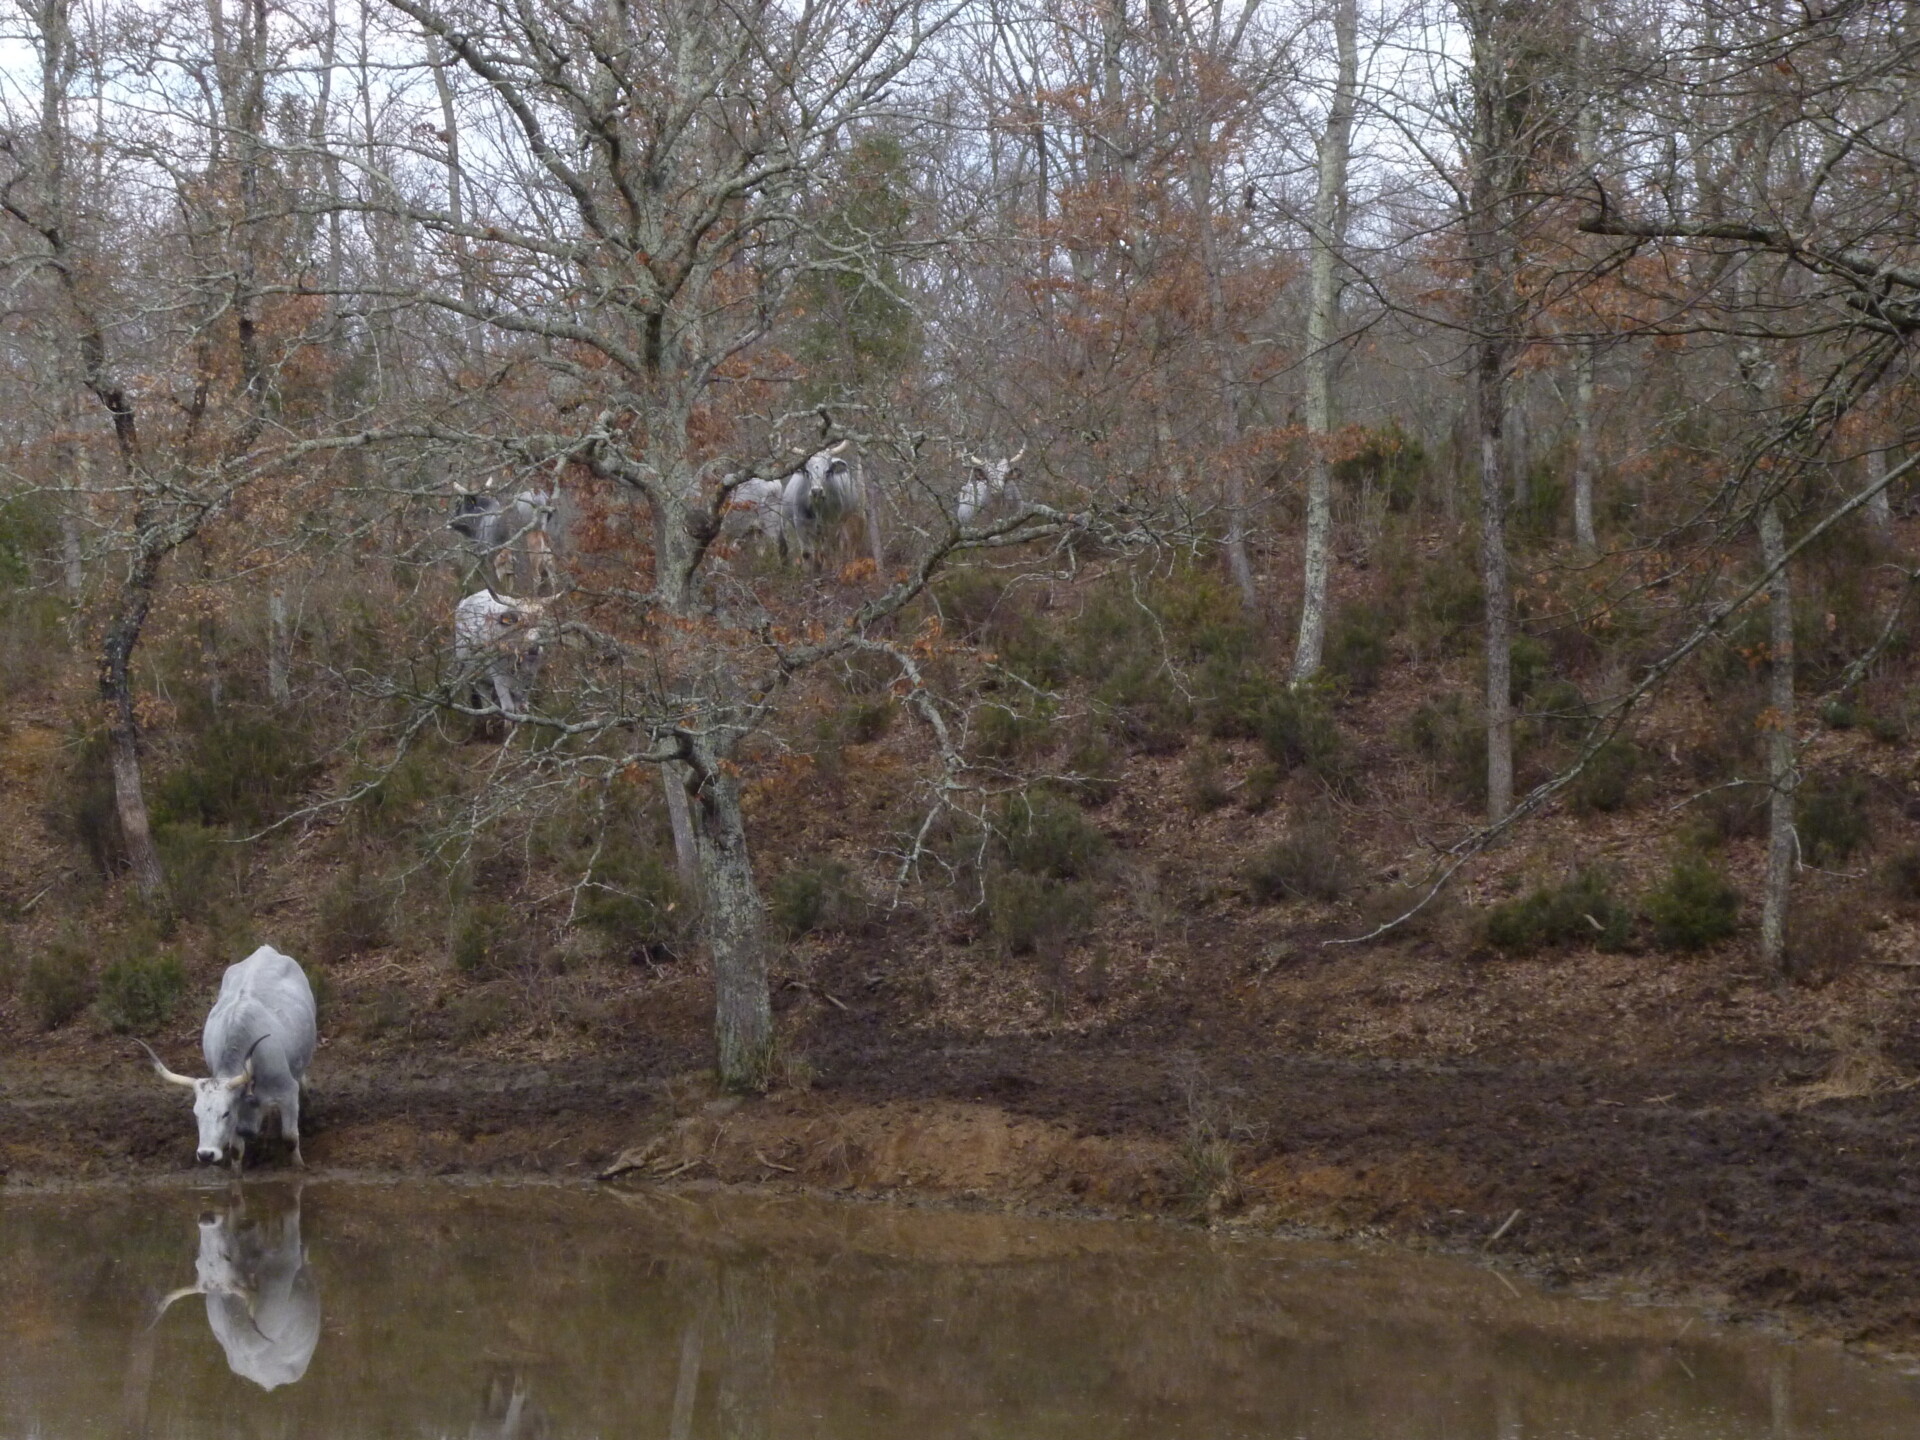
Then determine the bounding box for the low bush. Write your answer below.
[1483,868,1632,954]
[1786,896,1868,986]
[155,822,245,922]
[311,860,392,965]
[151,711,320,831]
[1183,746,1231,813]
[1257,686,1347,786]
[1405,693,1485,804]
[1644,856,1742,951]
[24,938,94,1030]
[769,861,867,939]
[971,698,1053,761]
[987,871,1099,957]
[450,901,545,978]
[1244,817,1348,904]
[96,951,187,1034]
[999,794,1109,880]
[1568,737,1639,814]
[1324,603,1393,694]
[1798,774,1871,866]
[1060,727,1121,808]
[1881,846,1920,902]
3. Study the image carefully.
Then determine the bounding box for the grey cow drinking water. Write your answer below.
[139,944,317,1169]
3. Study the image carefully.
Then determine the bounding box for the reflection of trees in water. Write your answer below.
[469,1366,550,1440]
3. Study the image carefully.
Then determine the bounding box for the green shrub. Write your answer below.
[1244,817,1348,904]
[999,794,1109,880]
[972,699,1053,761]
[1405,692,1486,804]
[1184,746,1231,813]
[1257,686,1346,784]
[1240,762,1282,814]
[1484,868,1632,953]
[152,712,320,831]
[450,901,543,978]
[96,951,187,1034]
[1325,603,1393,694]
[1798,774,1871,865]
[1060,727,1121,808]
[1785,896,1866,986]
[154,822,245,921]
[987,871,1099,956]
[51,731,123,878]
[769,861,866,939]
[1881,846,1920,902]
[1644,856,1741,951]
[350,742,464,834]
[1092,658,1191,753]
[575,844,685,964]
[24,940,94,1029]
[311,860,392,965]
[1569,737,1639,813]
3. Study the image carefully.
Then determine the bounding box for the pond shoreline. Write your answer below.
[4,1049,1917,1368]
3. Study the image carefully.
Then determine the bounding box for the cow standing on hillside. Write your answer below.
[453,590,548,720]
[957,446,1025,527]
[138,944,316,1170]
[780,443,882,571]
[448,484,560,595]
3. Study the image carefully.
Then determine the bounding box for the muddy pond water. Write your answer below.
[1,1181,1914,1439]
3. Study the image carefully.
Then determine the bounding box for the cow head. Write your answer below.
[138,1037,266,1166]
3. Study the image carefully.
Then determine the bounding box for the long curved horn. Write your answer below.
[828,439,852,456]
[151,1285,205,1325]
[135,1040,197,1089]
[1009,443,1027,465]
[227,1034,270,1091]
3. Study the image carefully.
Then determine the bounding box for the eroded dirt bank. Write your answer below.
[5,1026,1917,1356]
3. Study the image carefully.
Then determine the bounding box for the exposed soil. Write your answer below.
[6,961,1918,1358]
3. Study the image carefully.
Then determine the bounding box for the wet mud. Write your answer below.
[4,1008,1917,1355]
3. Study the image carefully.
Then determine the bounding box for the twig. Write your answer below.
[754,1150,796,1173]
[1485,1208,1523,1248]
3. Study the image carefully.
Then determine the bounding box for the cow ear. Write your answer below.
[1005,467,1023,484]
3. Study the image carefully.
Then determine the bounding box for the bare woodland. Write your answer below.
[5,0,1920,1090]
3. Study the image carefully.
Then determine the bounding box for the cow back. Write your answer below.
[204,946,316,1089]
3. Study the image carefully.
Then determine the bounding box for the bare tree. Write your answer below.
[1292,0,1357,682]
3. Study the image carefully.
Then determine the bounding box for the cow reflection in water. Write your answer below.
[156,1187,319,1391]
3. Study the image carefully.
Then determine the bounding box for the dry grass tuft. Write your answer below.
[1771,1022,1919,1111]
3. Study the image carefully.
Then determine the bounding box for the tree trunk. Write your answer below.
[662,761,699,895]
[267,584,291,703]
[1465,0,1516,824]
[1572,338,1598,549]
[1759,496,1796,977]
[101,582,165,898]
[1478,377,1514,823]
[1293,0,1357,682]
[691,751,773,1090]
[1866,447,1892,536]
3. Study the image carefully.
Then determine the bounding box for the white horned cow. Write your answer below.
[957,445,1025,527]
[719,474,789,553]
[156,1190,320,1391]
[780,442,881,570]
[448,483,560,595]
[454,589,548,719]
[138,944,316,1169]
